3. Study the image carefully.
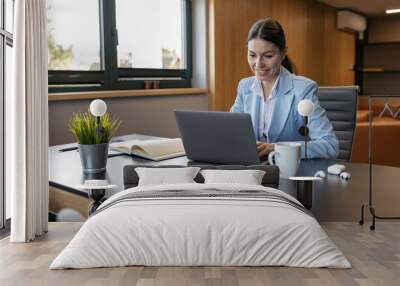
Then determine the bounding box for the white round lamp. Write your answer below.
[90,99,107,117]
[297,99,314,116]
[297,99,314,159]
[90,99,107,137]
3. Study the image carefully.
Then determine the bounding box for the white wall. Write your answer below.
[49,94,208,145]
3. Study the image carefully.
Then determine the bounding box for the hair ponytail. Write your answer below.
[282,56,295,74]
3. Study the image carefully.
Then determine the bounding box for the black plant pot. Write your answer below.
[78,143,109,174]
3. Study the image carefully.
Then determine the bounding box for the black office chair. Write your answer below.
[316,86,359,161]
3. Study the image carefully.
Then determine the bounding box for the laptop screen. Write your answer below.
[174,110,260,165]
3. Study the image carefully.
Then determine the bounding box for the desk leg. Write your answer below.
[88,189,106,216]
[296,181,313,210]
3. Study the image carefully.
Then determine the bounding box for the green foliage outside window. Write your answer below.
[47,4,73,70]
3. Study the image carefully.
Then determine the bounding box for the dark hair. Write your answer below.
[247,18,294,73]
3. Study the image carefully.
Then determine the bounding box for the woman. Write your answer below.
[231,18,338,159]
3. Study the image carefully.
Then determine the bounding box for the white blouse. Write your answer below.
[250,71,281,142]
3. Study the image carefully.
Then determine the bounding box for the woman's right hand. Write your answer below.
[256,141,274,158]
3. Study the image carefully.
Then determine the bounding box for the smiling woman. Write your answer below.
[247,19,294,80]
[247,39,286,88]
[230,18,339,160]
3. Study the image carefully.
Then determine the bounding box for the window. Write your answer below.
[47,0,102,71]
[47,0,192,93]
[1,0,14,230]
[116,0,185,70]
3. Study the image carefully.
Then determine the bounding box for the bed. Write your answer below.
[50,165,350,269]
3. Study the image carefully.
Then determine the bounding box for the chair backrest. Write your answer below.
[316,86,359,161]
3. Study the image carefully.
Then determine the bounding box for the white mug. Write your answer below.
[268,142,301,178]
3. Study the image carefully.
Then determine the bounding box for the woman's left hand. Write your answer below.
[256,141,274,158]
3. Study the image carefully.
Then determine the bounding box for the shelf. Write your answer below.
[361,94,400,98]
[364,41,400,46]
[362,69,400,73]
[362,43,400,73]
[361,40,400,96]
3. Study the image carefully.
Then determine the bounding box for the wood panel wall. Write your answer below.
[208,0,355,111]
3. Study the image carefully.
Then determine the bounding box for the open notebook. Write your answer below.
[111,138,185,161]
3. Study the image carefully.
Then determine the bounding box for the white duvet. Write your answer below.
[50,183,351,269]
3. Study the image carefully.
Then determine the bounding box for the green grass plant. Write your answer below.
[68,111,121,144]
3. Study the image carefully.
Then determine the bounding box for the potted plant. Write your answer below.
[68,99,121,173]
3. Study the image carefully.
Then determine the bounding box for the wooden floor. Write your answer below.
[1,222,400,286]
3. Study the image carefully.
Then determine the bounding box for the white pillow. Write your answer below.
[200,169,266,185]
[135,167,201,186]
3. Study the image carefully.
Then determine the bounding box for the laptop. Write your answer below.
[174,110,261,165]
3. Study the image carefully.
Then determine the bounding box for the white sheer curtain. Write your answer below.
[7,0,48,242]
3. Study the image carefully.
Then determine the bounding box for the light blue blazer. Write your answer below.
[230,67,339,159]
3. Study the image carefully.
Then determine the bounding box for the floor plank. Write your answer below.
[0,222,399,286]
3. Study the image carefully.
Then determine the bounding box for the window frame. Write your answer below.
[48,0,192,93]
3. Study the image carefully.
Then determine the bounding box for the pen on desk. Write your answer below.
[59,146,78,152]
